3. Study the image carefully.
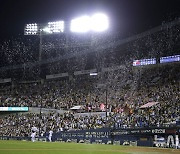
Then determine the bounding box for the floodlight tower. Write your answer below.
[24,21,64,64]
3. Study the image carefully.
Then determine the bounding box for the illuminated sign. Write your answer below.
[133,58,156,66]
[160,55,180,63]
[0,107,29,111]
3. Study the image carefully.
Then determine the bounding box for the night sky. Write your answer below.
[0,0,180,41]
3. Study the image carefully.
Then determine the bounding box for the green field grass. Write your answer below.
[0,140,179,154]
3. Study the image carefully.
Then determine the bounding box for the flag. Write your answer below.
[100,103,105,111]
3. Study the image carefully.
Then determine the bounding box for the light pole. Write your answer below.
[39,30,43,62]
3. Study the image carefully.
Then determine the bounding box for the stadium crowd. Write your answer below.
[0,63,179,137]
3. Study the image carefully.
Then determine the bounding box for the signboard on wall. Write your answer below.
[0,107,29,111]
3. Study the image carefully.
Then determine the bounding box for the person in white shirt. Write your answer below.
[31,126,38,142]
[175,135,179,149]
[49,130,53,142]
[31,131,36,142]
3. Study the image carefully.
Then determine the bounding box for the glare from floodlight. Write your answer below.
[70,16,91,32]
[91,13,109,32]
[70,13,109,33]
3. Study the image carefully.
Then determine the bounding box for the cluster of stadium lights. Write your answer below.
[44,21,64,33]
[24,13,109,35]
[25,23,38,35]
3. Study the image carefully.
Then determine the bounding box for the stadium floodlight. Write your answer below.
[24,21,64,35]
[90,13,109,32]
[70,13,109,32]
[70,16,91,32]
[24,23,39,35]
[46,21,64,33]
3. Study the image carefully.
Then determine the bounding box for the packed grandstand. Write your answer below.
[0,19,180,140]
